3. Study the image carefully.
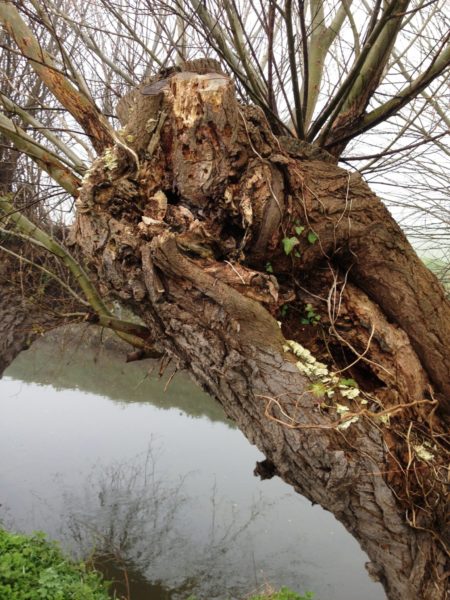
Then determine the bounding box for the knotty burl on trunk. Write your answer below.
[73,69,449,599]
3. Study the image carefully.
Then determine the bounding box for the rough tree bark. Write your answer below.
[7,66,449,598]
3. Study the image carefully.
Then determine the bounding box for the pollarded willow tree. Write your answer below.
[0,1,449,598]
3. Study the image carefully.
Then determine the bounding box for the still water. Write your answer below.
[0,329,384,600]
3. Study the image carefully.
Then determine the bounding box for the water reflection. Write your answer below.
[60,445,187,571]
[55,445,274,600]
[6,327,227,423]
[0,330,385,600]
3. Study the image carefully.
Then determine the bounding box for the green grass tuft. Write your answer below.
[0,528,110,600]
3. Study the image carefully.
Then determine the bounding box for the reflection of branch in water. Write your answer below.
[0,506,13,531]
[207,480,269,554]
[59,442,189,572]
[183,480,274,599]
[56,443,281,600]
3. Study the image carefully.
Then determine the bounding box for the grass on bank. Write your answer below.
[0,528,110,600]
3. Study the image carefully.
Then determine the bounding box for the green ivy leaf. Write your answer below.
[281,304,289,317]
[340,378,358,388]
[265,262,274,273]
[282,236,299,255]
[307,231,318,244]
[294,225,305,236]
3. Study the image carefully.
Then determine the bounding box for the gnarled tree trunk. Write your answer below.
[64,69,449,598]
